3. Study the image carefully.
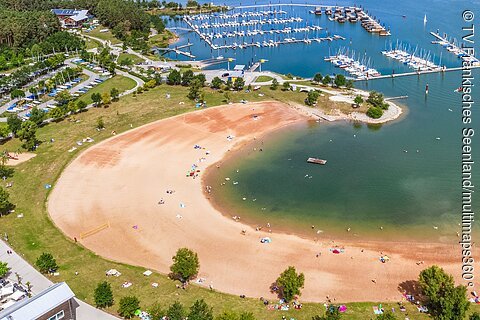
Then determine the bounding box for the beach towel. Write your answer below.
[373,306,383,315]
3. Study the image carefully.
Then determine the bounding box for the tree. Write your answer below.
[187,78,203,100]
[354,95,364,105]
[167,301,186,320]
[181,70,195,86]
[7,114,22,137]
[35,252,58,274]
[233,77,245,91]
[77,100,87,112]
[419,265,470,320]
[94,281,114,308]
[282,82,291,91]
[334,74,346,87]
[305,90,320,106]
[376,310,397,320]
[147,303,164,320]
[215,312,256,320]
[91,92,102,106]
[366,107,383,119]
[101,92,111,105]
[167,69,182,85]
[313,73,323,83]
[0,188,14,217]
[312,305,341,320]
[0,261,9,278]
[211,76,223,89]
[270,78,279,90]
[239,312,256,320]
[322,75,331,85]
[118,296,140,319]
[110,88,120,101]
[48,107,65,120]
[276,266,305,302]
[10,89,25,99]
[188,299,213,320]
[55,90,72,106]
[17,120,38,151]
[470,312,480,320]
[367,91,389,110]
[170,248,199,283]
[29,107,45,125]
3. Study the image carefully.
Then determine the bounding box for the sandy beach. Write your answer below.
[48,101,474,302]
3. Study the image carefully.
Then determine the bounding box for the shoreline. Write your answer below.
[48,101,474,302]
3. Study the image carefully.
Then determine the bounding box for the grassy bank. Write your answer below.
[0,83,472,319]
[77,75,136,105]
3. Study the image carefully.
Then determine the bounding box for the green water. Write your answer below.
[207,71,480,242]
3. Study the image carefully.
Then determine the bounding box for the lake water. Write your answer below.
[167,0,480,241]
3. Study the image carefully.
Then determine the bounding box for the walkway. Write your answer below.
[0,240,119,319]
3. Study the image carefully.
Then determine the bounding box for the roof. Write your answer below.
[233,65,246,71]
[71,10,89,22]
[0,283,75,320]
[51,9,80,16]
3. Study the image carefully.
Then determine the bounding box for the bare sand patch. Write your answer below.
[6,153,36,166]
[48,101,473,302]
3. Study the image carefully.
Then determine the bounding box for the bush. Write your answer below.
[366,107,383,119]
[118,296,140,319]
[170,248,199,282]
[35,253,58,274]
[94,281,114,308]
[0,261,9,278]
[354,95,364,105]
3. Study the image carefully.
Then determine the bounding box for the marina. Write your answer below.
[181,4,391,53]
[381,43,442,72]
[325,49,381,80]
[430,31,480,66]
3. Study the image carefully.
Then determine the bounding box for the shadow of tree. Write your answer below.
[398,279,425,302]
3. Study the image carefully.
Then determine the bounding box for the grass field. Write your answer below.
[0,84,477,319]
[118,53,145,65]
[255,75,274,82]
[84,27,122,45]
[77,75,136,105]
[85,38,102,50]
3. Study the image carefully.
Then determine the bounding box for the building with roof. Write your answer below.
[51,9,91,28]
[0,282,77,320]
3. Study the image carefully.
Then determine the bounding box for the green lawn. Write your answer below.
[1,84,478,319]
[255,75,274,82]
[118,53,145,65]
[77,75,136,105]
[85,37,102,50]
[84,27,122,45]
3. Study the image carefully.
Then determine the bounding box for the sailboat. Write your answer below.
[423,14,427,24]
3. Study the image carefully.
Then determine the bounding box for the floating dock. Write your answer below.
[307,157,327,165]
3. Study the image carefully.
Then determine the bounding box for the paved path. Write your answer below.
[0,240,119,319]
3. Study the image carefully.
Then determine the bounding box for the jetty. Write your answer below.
[430,31,480,66]
[307,157,327,165]
[325,49,381,80]
[354,65,480,81]
[153,43,195,58]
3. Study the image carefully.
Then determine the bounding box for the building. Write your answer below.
[51,9,91,28]
[0,282,77,320]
